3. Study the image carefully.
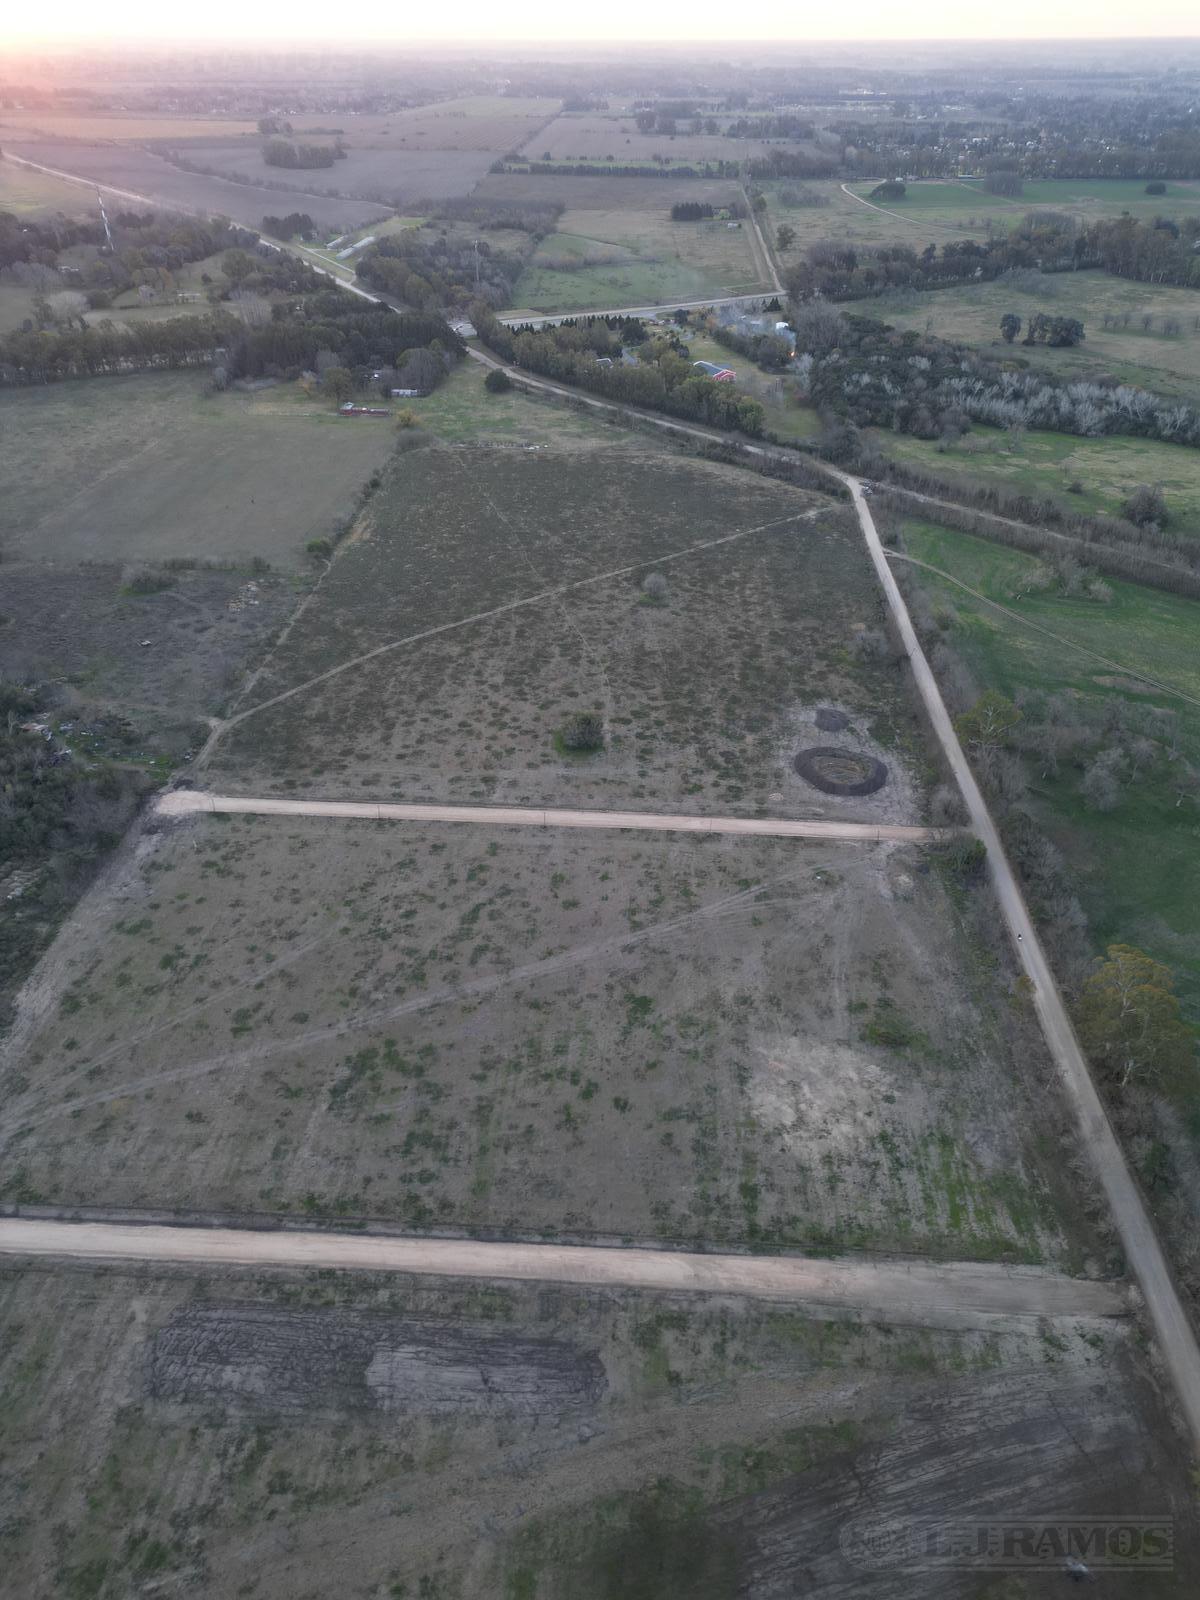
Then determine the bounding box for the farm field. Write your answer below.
[172,138,494,206]
[1,141,383,232]
[334,96,562,153]
[533,110,776,165]
[879,423,1200,542]
[494,180,766,310]
[390,357,615,445]
[206,440,913,816]
[897,518,1200,1015]
[0,371,395,570]
[3,1262,1192,1600]
[0,110,261,141]
[5,811,1092,1265]
[852,270,1200,397]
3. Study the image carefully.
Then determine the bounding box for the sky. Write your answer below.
[2,0,1198,46]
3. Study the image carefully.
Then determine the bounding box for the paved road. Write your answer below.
[157,790,939,843]
[838,470,1200,1448]
[0,1218,1127,1332]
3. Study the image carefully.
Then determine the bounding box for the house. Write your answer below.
[692,359,736,382]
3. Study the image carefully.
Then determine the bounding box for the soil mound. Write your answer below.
[794,746,888,797]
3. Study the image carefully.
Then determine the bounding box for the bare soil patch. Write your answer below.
[1,1262,1194,1599]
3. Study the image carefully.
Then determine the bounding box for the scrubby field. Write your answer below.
[5,813,1092,1266]
[852,270,1200,397]
[0,372,394,570]
[205,439,911,815]
[898,518,1200,1013]
[4,1260,1191,1600]
[880,424,1200,542]
[1,141,382,232]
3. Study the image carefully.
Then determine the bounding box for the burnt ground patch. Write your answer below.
[815,707,851,733]
[148,1302,605,1419]
[794,746,889,797]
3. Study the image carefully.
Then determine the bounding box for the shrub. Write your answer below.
[558,711,605,753]
[124,570,174,595]
[394,408,418,429]
[484,367,513,393]
[1145,180,1167,195]
[641,572,669,606]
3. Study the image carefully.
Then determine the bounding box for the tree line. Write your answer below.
[262,137,346,170]
[473,307,766,437]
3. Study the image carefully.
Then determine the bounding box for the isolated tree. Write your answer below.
[484,367,512,393]
[954,691,1022,755]
[1076,944,1192,1089]
[775,224,796,252]
[559,711,604,753]
[1000,313,1021,344]
[1122,483,1168,528]
[321,366,354,404]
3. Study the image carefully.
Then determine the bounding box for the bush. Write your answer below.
[641,573,669,606]
[558,711,605,753]
[1145,180,1167,195]
[484,367,513,393]
[394,408,418,429]
[124,570,174,595]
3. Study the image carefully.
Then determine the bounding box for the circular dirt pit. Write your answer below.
[815,707,850,733]
[794,746,889,797]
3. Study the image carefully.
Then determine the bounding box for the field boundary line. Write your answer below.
[889,551,1200,708]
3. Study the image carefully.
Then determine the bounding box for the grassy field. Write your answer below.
[0,371,395,570]
[512,209,766,311]
[879,423,1200,542]
[4,1261,1189,1600]
[765,176,1200,286]
[852,270,1200,397]
[849,175,1200,231]
[898,518,1200,1013]
[0,154,102,216]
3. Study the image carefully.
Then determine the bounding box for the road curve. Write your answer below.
[837,469,1200,1447]
[156,790,940,844]
[0,1218,1127,1332]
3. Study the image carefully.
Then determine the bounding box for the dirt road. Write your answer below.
[156,790,940,843]
[838,470,1200,1447]
[0,1217,1127,1331]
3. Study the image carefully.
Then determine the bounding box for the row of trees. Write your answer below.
[999,312,1085,347]
[262,138,345,170]
[473,308,766,437]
